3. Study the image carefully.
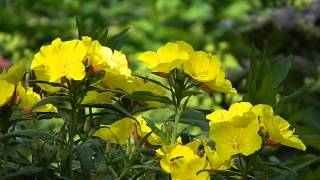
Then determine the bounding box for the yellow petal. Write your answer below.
[17,83,57,113]
[93,118,134,144]
[170,156,209,180]
[204,146,231,170]
[252,104,306,151]
[183,51,221,82]
[266,115,306,151]
[138,42,191,73]
[203,72,237,95]
[0,79,15,107]
[210,117,262,158]
[81,91,114,104]
[135,115,164,145]
[31,38,87,82]
[206,109,230,123]
[0,60,26,84]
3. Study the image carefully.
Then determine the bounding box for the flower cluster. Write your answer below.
[0,36,306,179]
[138,41,237,94]
[0,61,56,114]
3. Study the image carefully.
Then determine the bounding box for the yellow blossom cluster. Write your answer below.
[0,61,56,113]
[0,36,307,180]
[93,115,165,146]
[207,102,306,159]
[138,41,237,94]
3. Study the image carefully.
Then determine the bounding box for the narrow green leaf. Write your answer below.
[143,117,165,139]
[76,145,93,180]
[283,154,320,171]
[167,110,209,131]
[76,17,85,38]
[125,91,172,104]
[1,130,59,141]
[138,131,153,147]
[28,80,67,89]
[271,57,292,88]
[131,165,164,172]
[2,166,45,179]
[105,28,130,50]
[133,74,171,91]
[80,103,134,119]
[31,95,70,112]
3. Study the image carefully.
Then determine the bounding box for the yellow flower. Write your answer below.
[157,141,209,180]
[16,83,57,113]
[183,51,221,82]
[135,115,164,145]
[207,102,261,158]
[31,38,87,82]
[0,79,15,107]
[81,91,114,104]
[206,102,254,124]
[0,61,27,107]
[106,76,165,95]
[81,36,109,70]
[204,145,231,170]
[101,75,166,107]
[82,36,131,77]
[93,117,134,145]
[170,156,209,180]
[0,60,26,84]
[252,104,306,151]
[202,71,237,95]
[210,118,262,159]
[138,41,193,73]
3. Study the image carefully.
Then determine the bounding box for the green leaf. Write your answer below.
[274,84,310,111]
[76,145,93,180]
[28,80,68,89]
[125,91,172,104]
[131,165,164,172]
[272,57,292,88]
[273,154,320,179]
[2,166,45,179]
[143,117,166,140]
[105,28,130,50]
[138,131,153,147]
[181,90,201,98]
[76,17,85,38]
[1,130,59,141]
[86,86,125,94]
[133,74,171,91]
[31,95,70,112]
[168,109,209,131]
[295,125,320,150]
[80,103,135,119]
[97,27,108,42]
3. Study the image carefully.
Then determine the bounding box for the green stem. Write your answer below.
[239,155,248,180]
[66,80,78,178]
[170,105,182,145]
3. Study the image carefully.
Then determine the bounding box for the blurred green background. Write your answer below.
[1,0,320,178]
